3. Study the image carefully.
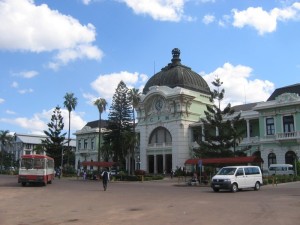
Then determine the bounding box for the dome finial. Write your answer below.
[171,48,181,64]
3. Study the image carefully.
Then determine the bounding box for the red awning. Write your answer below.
[81,161,118,167]
[185,156,263,166]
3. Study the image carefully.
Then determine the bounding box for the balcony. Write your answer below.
[240,136,260,145]
[77,148,96,154]
[148,142,172,148]
[276,131,300,141]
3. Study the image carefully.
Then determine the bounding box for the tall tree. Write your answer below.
[122,130,138,174]
[194,77,246,158]
[0,130,13,173]
[128,88,141,173]
[42,106,66,168]
[63,92,78,164]
[93,98,107,167]
[104,81,133,168]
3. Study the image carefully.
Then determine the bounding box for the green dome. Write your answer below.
[143,48,210,95]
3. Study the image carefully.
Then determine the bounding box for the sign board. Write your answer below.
[198,160,202,168]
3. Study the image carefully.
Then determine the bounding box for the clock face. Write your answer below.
[155,99,163,111]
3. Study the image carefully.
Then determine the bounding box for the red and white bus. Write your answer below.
[18,154,55,186]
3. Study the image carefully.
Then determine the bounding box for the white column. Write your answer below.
[246,119,250,141]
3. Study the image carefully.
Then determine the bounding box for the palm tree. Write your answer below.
[0,130,13,174]
[128,88,141,174]
[63,93,78,165]
[94,98,107,171]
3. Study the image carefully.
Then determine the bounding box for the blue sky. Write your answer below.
[1,0,300,137]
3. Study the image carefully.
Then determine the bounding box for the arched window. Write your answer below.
[285,151,296,165]
[268,153,276,167]
[149,127,172,144]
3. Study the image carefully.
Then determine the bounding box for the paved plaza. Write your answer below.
[0,175,300,225]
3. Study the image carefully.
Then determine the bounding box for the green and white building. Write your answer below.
[75,48,299,174]
[136,48,299,173]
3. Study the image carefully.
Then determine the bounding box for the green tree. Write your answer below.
[128,88,141,173]
[33,144,45,155]
[63,92,78,164]
[104,81,133,168]
[0,130,13,173]
[194,77,246,158]
[42,106,66,168]
[122,130,139,174]
[94,98,107,169]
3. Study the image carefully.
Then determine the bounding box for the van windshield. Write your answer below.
[217,167,236,175]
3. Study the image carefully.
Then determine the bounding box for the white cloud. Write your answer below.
[5,110,16,115]
[232,2,300,35]
[202,63,275,107]
[12,70,39,78]
[0,98,4,104]
[0,0,102,68]
[121,0,185,21]
[90,71,148,101]
[18,88,34,94]
[11,82,19,88]
[49,44,103,70]
[0,108,86,136]
[82,0,92,5]
[19,70,38,78]
[202,14,215,24]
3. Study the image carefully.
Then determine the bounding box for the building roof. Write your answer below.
[267,83,300,101]
[142,48,211,95]
[231,102,258,112]
[16,134,46,145]
[185,156,263,166]
[85,120,108,129]
[15,133,76,147]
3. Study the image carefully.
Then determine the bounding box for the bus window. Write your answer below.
[34,158,45,169]
[21,158,33,169]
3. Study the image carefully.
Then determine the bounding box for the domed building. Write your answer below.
[136,48,212,173]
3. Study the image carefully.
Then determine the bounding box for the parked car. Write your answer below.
[110,170,118,176]
[268,164,294,175]
[211,166,263,192]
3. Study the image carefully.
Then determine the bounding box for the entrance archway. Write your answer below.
[147,127,172,174]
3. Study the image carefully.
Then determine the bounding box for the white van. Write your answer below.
[211,166,263,192]
[268,164,294,175]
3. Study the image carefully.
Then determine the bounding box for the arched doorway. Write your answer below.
[268,153,276,167]
[285,151,297,165]
[147,127,172,174]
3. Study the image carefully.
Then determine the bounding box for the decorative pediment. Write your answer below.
[276,93,299,103]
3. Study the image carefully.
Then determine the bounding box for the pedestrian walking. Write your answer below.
[101,168,110,191]
[83,170,87,180]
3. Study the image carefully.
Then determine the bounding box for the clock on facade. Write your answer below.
[155,98,164,111]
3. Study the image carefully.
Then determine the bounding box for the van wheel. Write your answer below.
[21,182,26,187]
[231,183,238,192]
[254,182,260,191]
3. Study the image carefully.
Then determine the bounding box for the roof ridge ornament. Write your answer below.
[171,48,181,65]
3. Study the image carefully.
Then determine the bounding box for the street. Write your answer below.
[0,175,300,225]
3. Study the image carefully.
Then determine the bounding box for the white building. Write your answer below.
[9,133,76,163]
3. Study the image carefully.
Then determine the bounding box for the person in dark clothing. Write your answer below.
[101,169,110,191]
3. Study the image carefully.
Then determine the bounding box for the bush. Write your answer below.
[263,175,300,185]
[134,170,146,175]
